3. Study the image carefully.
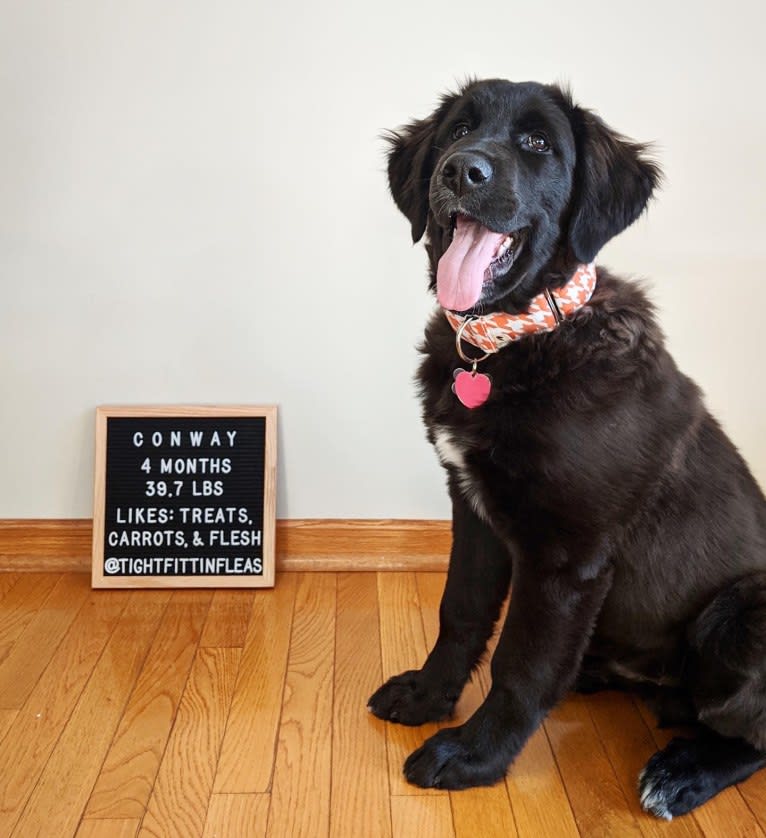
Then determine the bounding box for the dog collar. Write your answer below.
[444,262,597,354]
[444,263,597,409]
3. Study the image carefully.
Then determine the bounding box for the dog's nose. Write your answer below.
[441,152,493,196]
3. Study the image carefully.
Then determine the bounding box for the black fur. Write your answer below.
[368,79,766,817]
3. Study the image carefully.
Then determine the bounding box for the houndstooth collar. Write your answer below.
[444,262,597,353]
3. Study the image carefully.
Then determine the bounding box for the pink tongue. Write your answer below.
[437,217,506,311]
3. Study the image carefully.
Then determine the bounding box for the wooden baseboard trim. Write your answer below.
[0,519,451,573]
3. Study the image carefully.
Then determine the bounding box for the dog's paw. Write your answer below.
[403,726,508,789]
[367,670,458,726]
[638,738,713,820]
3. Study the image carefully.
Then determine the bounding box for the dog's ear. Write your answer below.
[567,106,662,263]
[386,115,439,243]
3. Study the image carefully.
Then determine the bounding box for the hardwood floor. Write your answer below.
[0,571,765,837]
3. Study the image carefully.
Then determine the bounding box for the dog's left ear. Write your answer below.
[386,115,440,243]
[567,106,662,263]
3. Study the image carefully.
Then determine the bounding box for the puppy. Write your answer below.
[368,79,766,820]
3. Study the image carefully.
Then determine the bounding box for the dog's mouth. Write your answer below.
[437,213,527,312]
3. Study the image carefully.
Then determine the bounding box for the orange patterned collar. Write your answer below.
[444,262,598,354]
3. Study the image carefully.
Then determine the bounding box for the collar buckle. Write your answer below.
[543,287,563,324]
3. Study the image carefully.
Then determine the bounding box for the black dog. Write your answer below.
[368,79,766,819]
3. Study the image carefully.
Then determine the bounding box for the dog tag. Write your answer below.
[452,366,492,408]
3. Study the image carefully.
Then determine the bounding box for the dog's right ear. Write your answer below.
[386,115,439,243]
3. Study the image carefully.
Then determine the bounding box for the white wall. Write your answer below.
[2,0,765,519]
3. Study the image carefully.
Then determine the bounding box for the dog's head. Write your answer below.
[387,79,661,313]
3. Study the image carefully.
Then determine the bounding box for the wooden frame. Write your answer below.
[92,405,277,589]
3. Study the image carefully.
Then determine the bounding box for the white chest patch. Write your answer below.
[433,427,467,470]
[432,427,490,523]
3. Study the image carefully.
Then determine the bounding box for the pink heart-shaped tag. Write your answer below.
[452,368,492,408]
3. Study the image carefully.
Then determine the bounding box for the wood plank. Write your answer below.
[473,593,510,698]
[636,697,765,835]
[213,573,297,793]
[587,690,702,837]
[506,724,580,838]
[0,573,19,605]
[139,646,241,838]
[691,787,764,837]
[415,573,518,837]
[0,589,130,836]
[390,795,455,837]
[474,599,570,838]
[76,819,140,838]
[377,572,445,797]
[10,591,170,838]
[545,694,642,837]
[0,518,452,572]
[414,573,444,647]
[0,573,90,709]
[416,572,486,722]
[200,589,255,647]
[202,794,270,838]
[0,573,60,662]
[0,709,18,745]
[84,590,212,819]
[330,573,391,838]
[738,770,766,833]
[450,785,518,838]
[634,697,678,750]
[267,573,336,837]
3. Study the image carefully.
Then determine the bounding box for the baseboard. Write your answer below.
[0,519,451,573]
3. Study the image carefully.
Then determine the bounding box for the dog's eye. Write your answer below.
[452,123,471,140]
[524,132,551,153]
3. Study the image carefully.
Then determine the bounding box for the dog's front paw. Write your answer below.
[368,670,458,726]
[403,726,509,789]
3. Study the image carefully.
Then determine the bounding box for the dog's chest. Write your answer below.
[431,424,493,522]
[419,319,544,524]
